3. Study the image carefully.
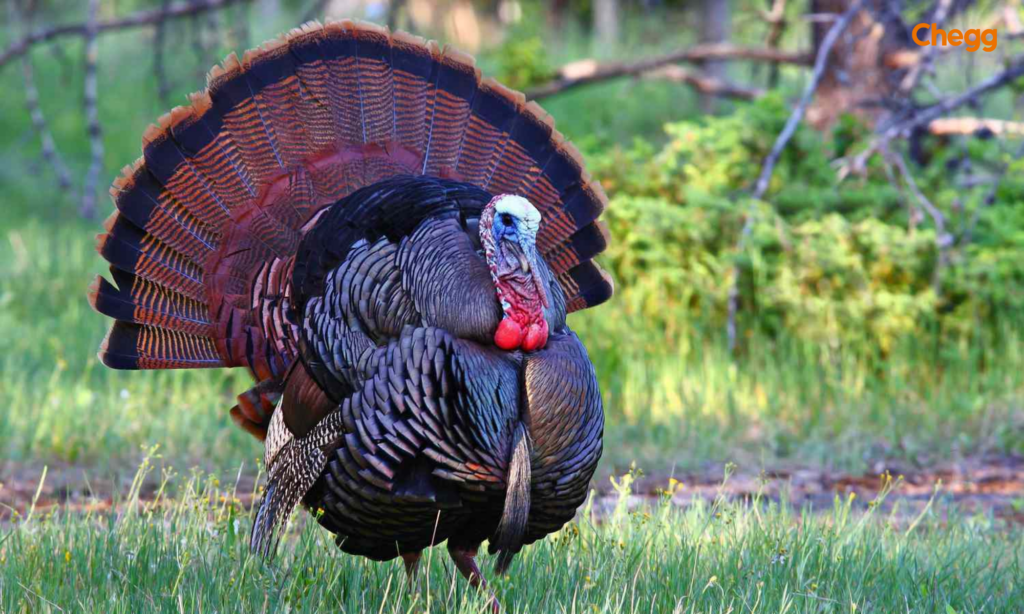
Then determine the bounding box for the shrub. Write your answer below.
[586,94,1024,355]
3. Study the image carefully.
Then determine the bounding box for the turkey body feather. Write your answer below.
[88,19,610,587]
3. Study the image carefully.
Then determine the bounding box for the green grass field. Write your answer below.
[2,462,1022,613]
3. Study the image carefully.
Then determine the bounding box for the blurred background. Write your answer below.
[1,0,1022,510]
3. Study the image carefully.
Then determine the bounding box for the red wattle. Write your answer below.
[521,320,549,352]
[494,318,524,350]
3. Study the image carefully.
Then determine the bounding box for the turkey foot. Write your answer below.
[447,543,501,613]
[401,551,422,587]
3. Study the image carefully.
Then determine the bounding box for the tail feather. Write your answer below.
[250,481,287,559]
[321,22,365,142]
[423,47,479,176]
[543,221,611,277]
[141,110,234,227]
[98,321,224,370]
[230,378,284,440]
[168,110,259,215]
[560,263,615,314]
[392,31,434,153]
[109,161,218,263]
[212,58,288,193]
[454,79,518,186]
[288,24,349,141]
[492,422,532,574]
[96,215,206,302]
[92,19,612,384]
[251,407,339,557]
[88,268,213,337]
[352,22,395,145]
[240,40,317,170]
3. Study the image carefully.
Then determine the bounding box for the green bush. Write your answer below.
[587,94,1024,355]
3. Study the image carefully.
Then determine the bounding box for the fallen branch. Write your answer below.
[643,65,764,100]
[726,1,864,353]
[928,117,1024,138]
[0,0,250,72]
[838,54,1024,180]
[526,43,812,100]
[881,55,1024,139]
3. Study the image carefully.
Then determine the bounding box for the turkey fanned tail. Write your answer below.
[251,411,342,557]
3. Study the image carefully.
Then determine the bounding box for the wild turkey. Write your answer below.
[88,20,611,594]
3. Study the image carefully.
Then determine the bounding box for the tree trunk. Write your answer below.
[547,0,570,32]
[699,0,730,114]
[593,0,619,55]
[805,0,911,130]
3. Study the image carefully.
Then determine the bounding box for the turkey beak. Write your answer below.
[520,237,549,309]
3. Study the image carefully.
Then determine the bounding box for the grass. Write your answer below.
[1,461,1021,613]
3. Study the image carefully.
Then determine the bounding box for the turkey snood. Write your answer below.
[479,195,550,352]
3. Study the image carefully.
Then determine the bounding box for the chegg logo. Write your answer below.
[912,23,997,52]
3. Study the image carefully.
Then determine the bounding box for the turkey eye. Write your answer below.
[500,213,513,227]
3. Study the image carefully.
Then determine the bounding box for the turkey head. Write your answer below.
[480,195,550,352]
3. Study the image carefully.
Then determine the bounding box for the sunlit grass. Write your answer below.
[575,307,1024,471]
[0,221,253,467]
[1,461,1020,613]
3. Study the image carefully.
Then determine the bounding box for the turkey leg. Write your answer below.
[401,551,422,585]
[447,543,500,612]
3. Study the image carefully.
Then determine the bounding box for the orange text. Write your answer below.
[912,24,997,52]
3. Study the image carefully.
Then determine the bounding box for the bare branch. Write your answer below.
[897,0,953,94]
[881,55,1024,140]
[643,65,764,100]
[526,44,812,101]
[0,0,250,72]
[753,5,864,200]
[22,56,72,193]
[7,0,72,194]
[877,149,922,232]
[761,0,788,89]
[726,0,864,353]
[888,150,952,292]
[80,0,103,220]
[840,53,1024,183]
